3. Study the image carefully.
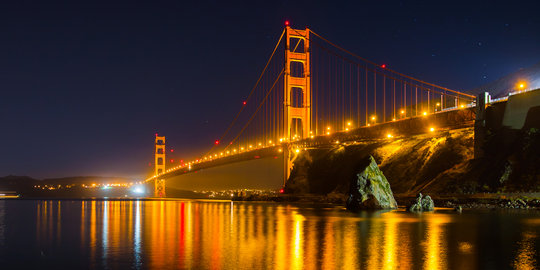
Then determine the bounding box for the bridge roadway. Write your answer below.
[150,106,476,181]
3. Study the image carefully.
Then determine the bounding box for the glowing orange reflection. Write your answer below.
[28,200,535,269]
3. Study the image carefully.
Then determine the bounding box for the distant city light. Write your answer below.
[132,185,145,194]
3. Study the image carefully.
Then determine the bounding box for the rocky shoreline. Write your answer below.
[232,192,540,210]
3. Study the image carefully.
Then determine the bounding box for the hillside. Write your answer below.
[470,61,540,98]
[285,126,540,197]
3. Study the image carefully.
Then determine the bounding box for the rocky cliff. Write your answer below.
[284,126,540,196]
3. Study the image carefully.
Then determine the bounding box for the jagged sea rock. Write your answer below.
[408,193,435,212]
[346,156,398,211]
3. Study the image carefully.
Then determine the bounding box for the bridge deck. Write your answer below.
[151,106,476,181]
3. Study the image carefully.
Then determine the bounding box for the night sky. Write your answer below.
[1,1,540,179]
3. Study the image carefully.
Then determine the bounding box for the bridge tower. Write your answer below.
[154,135,166,197]
[283,26,311,183]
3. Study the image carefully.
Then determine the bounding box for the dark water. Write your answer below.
[0,199,538,269]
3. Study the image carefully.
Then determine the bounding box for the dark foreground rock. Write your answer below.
[408,193,435,212]
[346,156,398,211]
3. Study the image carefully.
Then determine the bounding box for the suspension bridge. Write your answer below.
[146,24,479,197]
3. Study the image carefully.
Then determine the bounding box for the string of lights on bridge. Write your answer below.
[147,107,472,182]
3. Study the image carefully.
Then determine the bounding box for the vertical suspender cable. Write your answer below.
[374,72,376,122]
[365,67,368,125]
[393,80,395,120]
[357,66,360,126]
[383,75,386,123]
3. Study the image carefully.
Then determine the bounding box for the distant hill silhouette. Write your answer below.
[0,175,39,186]
[41,176,132,185]
[470,61,540,98]
[0,175,138,197]
[0,175,133,187]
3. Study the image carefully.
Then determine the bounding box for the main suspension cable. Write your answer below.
[309,30,475,98]
[204,29,285,156]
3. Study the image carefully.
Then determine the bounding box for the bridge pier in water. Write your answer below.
[154,179,166,198]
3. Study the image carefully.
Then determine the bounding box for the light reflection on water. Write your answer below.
[0,199,538,269]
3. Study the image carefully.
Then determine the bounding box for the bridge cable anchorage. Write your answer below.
[204,28,286,157]
[308,30,476,99]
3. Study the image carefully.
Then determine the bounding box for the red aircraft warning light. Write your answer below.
[170,149,174,153]
[242,101,247,105]
[381,64,386,68]
[285,20,290,26]
[215,140,220,145]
